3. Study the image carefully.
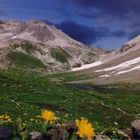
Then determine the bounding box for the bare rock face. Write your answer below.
[115,35,140,55]
[15,22,27,34]
[0,20,5,24]
[15,20,55,42]
[119,43,136,53]
[28,25,55,42]
[131,120,140,139]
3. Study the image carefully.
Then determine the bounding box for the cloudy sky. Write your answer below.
[0,0,140,50]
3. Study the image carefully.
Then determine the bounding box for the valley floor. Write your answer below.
[0,69,140,131]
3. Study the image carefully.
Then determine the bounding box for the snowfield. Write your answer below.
[116,65,140,75]
[99,74,110,78]
[72,61,102,71]
[95,57,140,72]
[72,56,140,78]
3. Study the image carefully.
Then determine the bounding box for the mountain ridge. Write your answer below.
[0,19,104,72]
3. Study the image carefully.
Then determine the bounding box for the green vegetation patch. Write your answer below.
[0,69,139,131]
[13,42,38,54]
[7,51,47,69]
[51,48,69,63]
[21,42,38,53]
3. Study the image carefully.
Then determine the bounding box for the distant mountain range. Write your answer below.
[0,20,104,72]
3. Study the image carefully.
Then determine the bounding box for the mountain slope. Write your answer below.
[0,20,104,72]
[73,35,140,84]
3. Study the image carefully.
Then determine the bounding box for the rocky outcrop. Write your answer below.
[115,35,140,55]
[119,43,136,54]
[0,126,13,139]
[15,21,55,42]
[94,135,110,140]
[30,132,43,140]
[131,120,140,139]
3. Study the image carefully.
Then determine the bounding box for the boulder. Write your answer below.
[94,135,110,140]
[131,120,140,139]
[118,130,131,140]
[46,124,66,140]
[30,132,43,140]
[0,126,13,140]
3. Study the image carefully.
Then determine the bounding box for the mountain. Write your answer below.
[73,35,140,85]
[0,20,104,72]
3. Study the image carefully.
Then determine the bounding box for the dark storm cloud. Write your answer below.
[57,0,140,45]
[56,7,72,17]
[56,21,99,44]
[58,0,140,23]
[56,21,126,44]
[74,0,140,16]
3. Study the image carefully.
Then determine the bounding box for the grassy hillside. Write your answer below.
[12,42,38,54]
[7,51,47,69]
[50,48,69,63]
[0,69,139,132]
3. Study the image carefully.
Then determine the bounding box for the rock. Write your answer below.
[94,135,110,140]
[131,120,140,139]
[0,126,13,140]
[122,129,133,139]
[30,131,43,140]
[46,124,66,140]
[118,130,131,140]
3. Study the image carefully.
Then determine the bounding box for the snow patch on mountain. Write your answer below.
[116,65,140,75]
[95,57,140,72]
[99,74,110,78]
[72,61,102,71]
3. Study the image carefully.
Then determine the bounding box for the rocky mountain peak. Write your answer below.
[28,19,46,25]
[14,20,55,42]
[115,35,140,54]
[0,19,104,72]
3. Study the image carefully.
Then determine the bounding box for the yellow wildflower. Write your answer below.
[8,119,12,122]
[0,114,11,122]
[75,118,94,140]
[112,130,116,134]
[17,117,21,122]
[4,114,10,119]
[40,109,57,122]
[0,115,4,119]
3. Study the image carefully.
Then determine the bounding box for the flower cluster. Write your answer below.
[0,114,12,122]
[75,118,94,140]
[39,109,58,123]
[38,110,95,140]
[0,109,96,140]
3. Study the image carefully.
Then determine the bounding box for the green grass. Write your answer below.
[12,42,38,54]
[0,69,140,131]
[20,42,38,54]
[7,51,47,69]
[50,48,69,63]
